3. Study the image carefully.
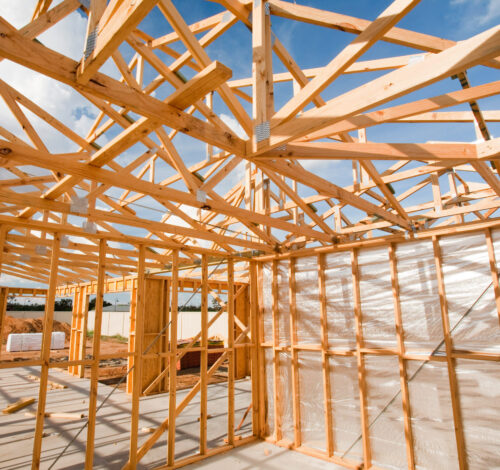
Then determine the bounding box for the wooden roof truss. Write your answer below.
[0,0,499,283]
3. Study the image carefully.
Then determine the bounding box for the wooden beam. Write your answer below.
[77,0,159,84]
[251,0,273,152]
[0,17,245,155]
[31,234,60,469]
[388,243,415,469]
[288,257,301,446]
[256,159,410,228]
[0,286,8,362]
[84,239,106,469]
[432,236,468,470]
[252,24,500,152]
[128,244,146,468]
[272,0,421,125]
[350,248,371,467]
[200,254,209,455]
[318,253,334,456]
[299,81,500,142]
[166,250,179,467]
[271,259,281,441]
[158,0,253,137]
[257,141,478,161]
[267,0,500,69]
[249,260,261,437]
[0,141,332,245]
[167,61,232,110]
[485,228,500,325]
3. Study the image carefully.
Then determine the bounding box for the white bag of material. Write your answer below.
[6,332,66,352]
[6,333,22,352]
[50,332,65,349]
[22,333,43,351]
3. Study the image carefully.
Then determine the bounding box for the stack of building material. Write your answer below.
[6,332,65,352]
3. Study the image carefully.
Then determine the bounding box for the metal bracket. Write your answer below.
[35,245,48,256]
[82,220,97,234]
[196,189,207,204]
[255,121,270,142]
[60,235,69,248]
[70,196,88,214]
[83,26,98,60]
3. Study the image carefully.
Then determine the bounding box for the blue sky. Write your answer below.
[0,0,499,293]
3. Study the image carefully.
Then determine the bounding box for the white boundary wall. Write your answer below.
[7,311,72,324]
[7,310,229,341]
[87,310,228,340]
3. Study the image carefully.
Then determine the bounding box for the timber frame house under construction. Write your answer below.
[0,0,499,469]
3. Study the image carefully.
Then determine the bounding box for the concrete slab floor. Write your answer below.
[0,366,337,470]
[182,441,345,469]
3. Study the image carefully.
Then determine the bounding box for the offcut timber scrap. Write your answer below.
[2,397,36,414]
[25,411,86,420]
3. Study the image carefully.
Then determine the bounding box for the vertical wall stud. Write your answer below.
[68,286,80,375]
[0,286,8,361]
[257,262,267,437]
[271,259,282,441]
[127,281,138,395]
[249,260,261,437]
[432,236,468,470]
[288,257,301,447]
[128,244,146,469]
[318,253,334,457]
[85,239,107,469]
[485,228,500,325]
[0,226,6,361]
[227,258,235,444]
[167,249,179,467]
[389,243,415,469]
[79,287,90,378]
[32,233,60,470]
[200,254,208,455]
[351,248,371,468]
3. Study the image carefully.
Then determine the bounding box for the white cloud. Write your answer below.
[450,0,500,28]
[0,273,47,289]
[0,1,38,28]
[0,4,119,154]
[220,113,247,139]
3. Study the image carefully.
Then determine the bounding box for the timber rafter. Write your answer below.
[0,0,498,282]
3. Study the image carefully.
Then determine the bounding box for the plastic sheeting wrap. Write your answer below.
[277,352,294,442]
[407,361,458,469]
[439,233,499,352]
[262,263,273,343]
[324,251,356,349]
[357,247,397,348]
[298,351,326,450]
[395,240,443,349]
[295,256,321,344]
[277,261,291,346]
[264,348,275,438]
[455,359,500,468]
[329,355,362,460]
[348,355,407,469]
[259,230,500,466]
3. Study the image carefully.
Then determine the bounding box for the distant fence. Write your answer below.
[7,311,72,324]
[87,310,130,337]
[7,309,229,341]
